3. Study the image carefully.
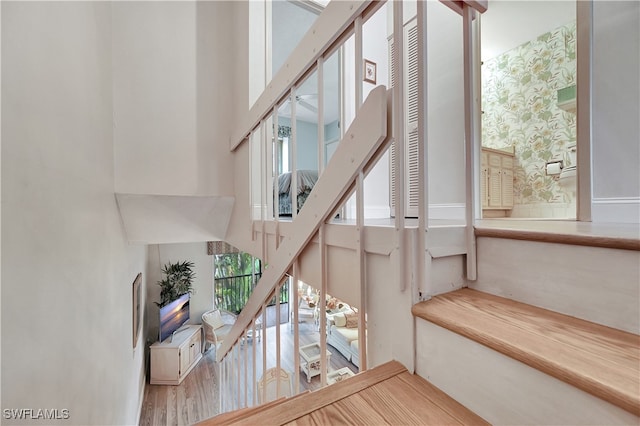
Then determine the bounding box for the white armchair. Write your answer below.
[202,309,237,353]
[290,293,319,330]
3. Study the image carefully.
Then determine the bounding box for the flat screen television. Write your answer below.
[159,293,190,342]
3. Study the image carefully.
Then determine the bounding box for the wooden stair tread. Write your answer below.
[204,360,488,425]
[412,288,640,416]
[474,222,640,251]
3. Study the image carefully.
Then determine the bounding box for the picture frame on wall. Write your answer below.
[132,273,142,348]
[364,59,377,84]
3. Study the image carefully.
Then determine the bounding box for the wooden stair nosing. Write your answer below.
[197,397,287,425]
[199,390,314,425]
[231,360,407,425]
[412,288,640,417]
[474,226,640,251]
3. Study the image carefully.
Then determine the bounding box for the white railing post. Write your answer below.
[219,357,224,413]
[292,263,301,394]
[261,304,267,404]
[291,87,299,218]
[355,16,363,109]
[354,13,367,372]
[393,0,407,292]
[417,0,430,302]
[463,4,478,281]
[274,108,280,224]
[275,285,282,398]
[319,226,328,386]
[251,318,257,406]
[317,57,325,175]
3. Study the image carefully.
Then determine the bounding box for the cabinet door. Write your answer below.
[501,168,514,208]
[179,344,190,377]
[481,153,488,208]
[488,167,502,207]
[189,332,201,364]
[151,348,179,382]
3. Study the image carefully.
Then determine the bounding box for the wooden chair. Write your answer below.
[257,367,293,404]
[201,309,237,353]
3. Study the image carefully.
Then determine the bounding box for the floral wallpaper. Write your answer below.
[482,21,577,206]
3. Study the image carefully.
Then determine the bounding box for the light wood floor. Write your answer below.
[139,323,358,425]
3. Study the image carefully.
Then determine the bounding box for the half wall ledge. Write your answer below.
[115,193,234,244]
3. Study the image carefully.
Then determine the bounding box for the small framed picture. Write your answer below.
[364,59,377,84]
[132,273,142,348]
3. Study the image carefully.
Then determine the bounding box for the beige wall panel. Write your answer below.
[416,320,638,425]
[298,241,321,289]
[327,246,359,305]
[366,252,414,372]
[472,237,640,334]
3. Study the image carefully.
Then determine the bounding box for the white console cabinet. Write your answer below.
[150,324,202,385]
[481,147,515,216]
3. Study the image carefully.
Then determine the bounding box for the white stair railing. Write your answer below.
[216,0,489,415]
[217,81,390,410]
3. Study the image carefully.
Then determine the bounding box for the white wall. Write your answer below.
[112,1,234,197]
[233,1,251,131]
[272,1,319,78]
[1,2,147,424]
[249,0,267,109]
[344,5,392,219]
[481,1,575,62]
[427,2,466,207]
[591,1,640,223]
[146,243,214,343]
[361,6,391,219]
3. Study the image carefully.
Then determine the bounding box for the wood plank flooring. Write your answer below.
[139,323,358,425]
[412,288,640,416]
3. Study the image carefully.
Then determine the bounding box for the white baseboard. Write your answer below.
[592,197,640,224]
[348,204,466,220]
[428,203,466,220]
[347,204,391,219]
[136,371,146,425]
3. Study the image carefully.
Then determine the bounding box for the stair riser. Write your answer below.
[472,237,640,334]
[415,320,639,425]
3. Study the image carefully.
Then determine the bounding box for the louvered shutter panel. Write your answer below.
[388,36,397,214]
[501,168,514,208]
[389,19,419,217]
[405,21,419,216]
[488,168,502,207]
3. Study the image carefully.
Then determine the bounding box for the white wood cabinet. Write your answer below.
[481,147,515,216]
[150,324,202,385]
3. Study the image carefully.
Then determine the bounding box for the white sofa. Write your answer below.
[326,310,363,368]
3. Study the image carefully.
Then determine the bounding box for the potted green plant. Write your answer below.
[156,261,196,307]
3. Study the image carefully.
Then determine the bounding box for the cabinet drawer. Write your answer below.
[502,156,514,169]
[488,154,502,168]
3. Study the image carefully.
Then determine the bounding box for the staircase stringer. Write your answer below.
[217,86,390,362]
